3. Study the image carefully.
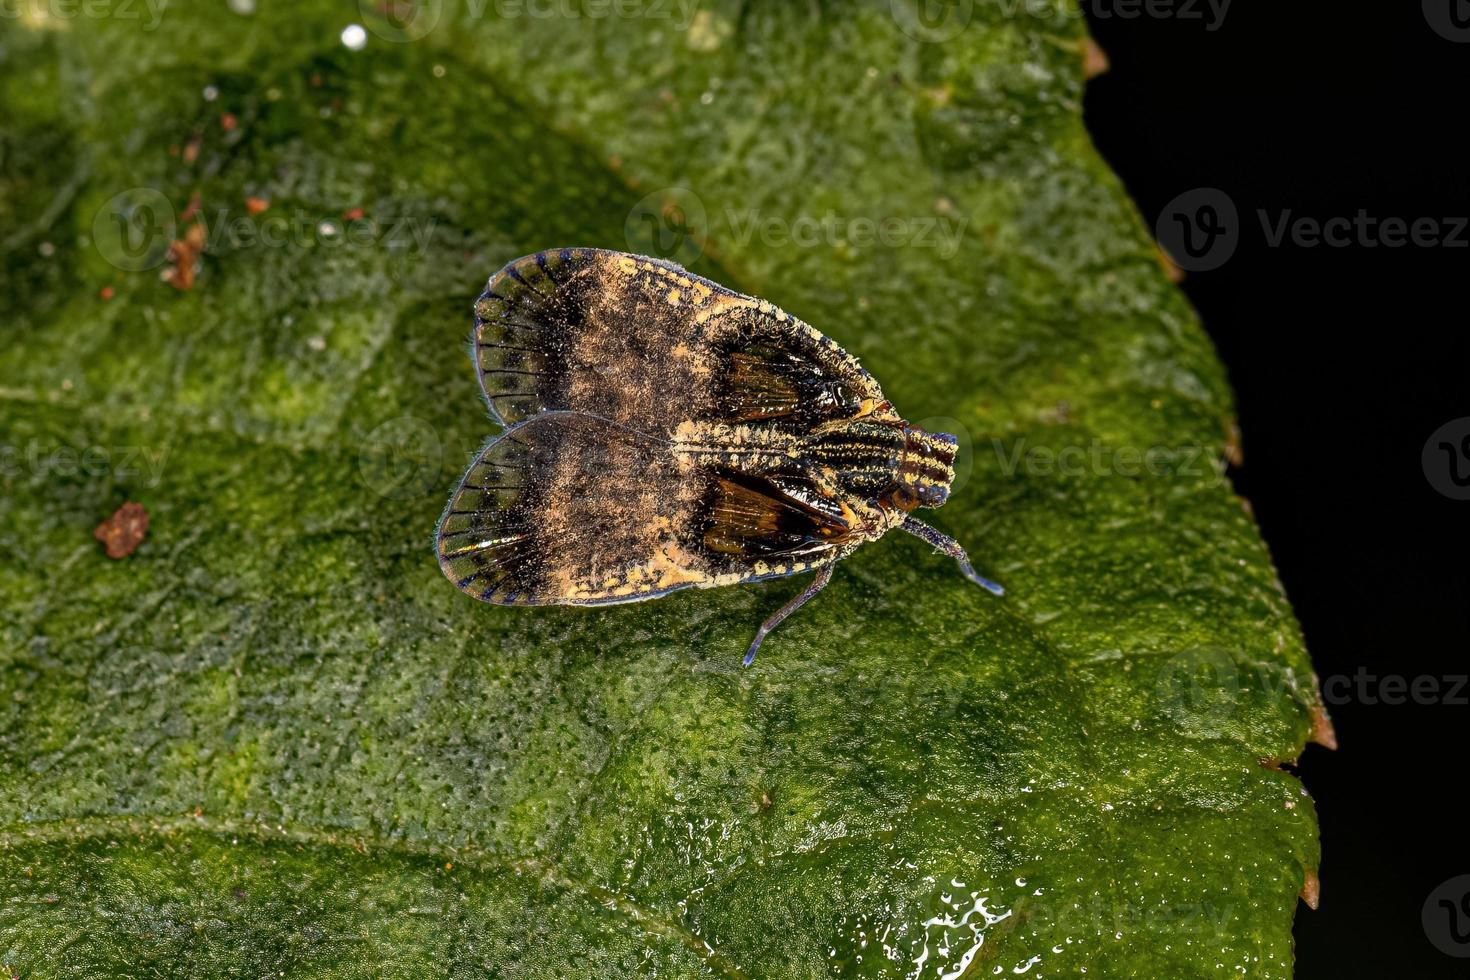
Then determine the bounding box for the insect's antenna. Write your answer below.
[515,410,672,446]
[900,516,1004,596]
[744,565,835,666]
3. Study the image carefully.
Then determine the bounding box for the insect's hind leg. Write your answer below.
[744,564,835,667]
[900,516,1004,596]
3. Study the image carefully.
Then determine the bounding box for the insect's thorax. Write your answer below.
[670,417,956,537]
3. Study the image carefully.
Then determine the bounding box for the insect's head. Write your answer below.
[883,425,957,512]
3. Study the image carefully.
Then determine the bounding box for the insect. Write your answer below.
[436,248,1003,665]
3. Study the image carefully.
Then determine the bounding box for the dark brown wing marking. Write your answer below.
[722,349,803,421]
[703,470,857,558]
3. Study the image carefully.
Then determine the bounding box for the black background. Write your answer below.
[1080,2,1468,975]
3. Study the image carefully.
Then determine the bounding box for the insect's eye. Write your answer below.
[919,484,949,507]
[826,381,860,411]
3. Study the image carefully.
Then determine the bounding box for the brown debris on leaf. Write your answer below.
[94,502,150,559]
[1080,38,1110,79]
[1299,868,1321,910]
[163,221,208,291]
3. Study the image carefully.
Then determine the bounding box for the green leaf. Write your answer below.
[1,2,1322,976]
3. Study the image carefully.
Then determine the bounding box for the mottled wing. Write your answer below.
[470,248,887,431]
[436,413,853,606]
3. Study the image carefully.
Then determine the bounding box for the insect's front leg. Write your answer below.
[899,516,1004,595]
[743,564,836,667]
